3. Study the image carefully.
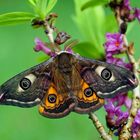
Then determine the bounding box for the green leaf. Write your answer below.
[37,0,48,16]
[103,14,118,32]
[73,42,104,59]
[81,0,110,11]
[28,0,57,19]
[73,0,107,55]
[0,12,35,26]
[28,0,48,19]
[28,0,38,7]
[45,0,58,14]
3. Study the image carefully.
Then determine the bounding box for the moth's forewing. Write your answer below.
[76,55,138,98]
[0,59,53,107]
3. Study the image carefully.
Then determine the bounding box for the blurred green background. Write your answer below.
[0,0,140,140]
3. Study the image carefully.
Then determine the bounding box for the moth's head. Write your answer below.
[57,51,74,62]
[55,52,75,73]
[91,62,138,98]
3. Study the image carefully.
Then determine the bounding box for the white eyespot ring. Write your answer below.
[17,74,36,92]
[95,66,115,81]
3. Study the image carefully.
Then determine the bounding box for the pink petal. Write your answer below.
[34,38,56,57]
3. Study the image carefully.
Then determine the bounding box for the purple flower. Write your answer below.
[34,38,56,57]
[103,32,133,136]
[65,47,73,54]
[110,0,140,22]
[104,0,140,138]
[104,33,132,70]
[34,38,74,57]
[106,94,128,106]
[122,1,140,22]
[106,56,132,70]
[132,109,140,139]
[104,33,124,55]
[104,99,129,128]
[106,57,124,66]
[123,0,132,10]
[134,8,140,22]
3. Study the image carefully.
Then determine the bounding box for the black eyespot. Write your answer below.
[48,94,57,103]
[20,78,31,90]
[101,68,112,81]
[84,88,93,97]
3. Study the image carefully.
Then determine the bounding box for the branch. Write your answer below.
[43,14,61,53]
[89,113,112,140]
[44,21,55,44]
[115,7,140,140]
[120,34,140,140]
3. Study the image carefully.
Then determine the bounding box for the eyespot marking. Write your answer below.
[95,66,115,81]
[17,74,36,92]
[84,88,93,97]
[25,74,36,84]
[48,94,57,103]
[101,68,112,81]
[19,78,31,90]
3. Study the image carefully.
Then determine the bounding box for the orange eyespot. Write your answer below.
[42,85,65,109]
[76,81,98,102]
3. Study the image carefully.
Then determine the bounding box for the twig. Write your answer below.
[89,113,112,140]
[119,35,140,140]
[115,7,140,140]
[44,21,55,44]
[43,17,61,52]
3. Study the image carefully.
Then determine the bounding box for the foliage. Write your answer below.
[28,0,57,19]
[73,0,117,59]
[0,0,57,26]
[0,12,35,26]
[81,0,110,11]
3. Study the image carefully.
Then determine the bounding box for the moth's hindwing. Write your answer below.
[74,80,104,114]
[39,83,76,118]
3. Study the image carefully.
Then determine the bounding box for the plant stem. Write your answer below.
[44,19,60,52]
[44,21,55,44]
[89,113,112,140]
[115,7,140,140]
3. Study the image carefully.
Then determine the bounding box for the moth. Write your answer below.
[0,52,138,118]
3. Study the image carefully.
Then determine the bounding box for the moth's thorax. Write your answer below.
[56,52,76,74]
